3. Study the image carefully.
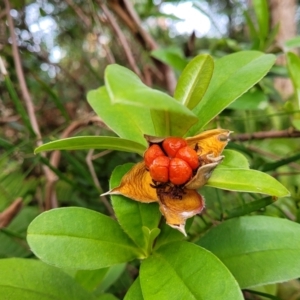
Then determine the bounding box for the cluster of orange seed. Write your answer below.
[144,137,199,185]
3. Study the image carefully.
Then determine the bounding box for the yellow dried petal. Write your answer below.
[105,162,158,203]
[186,129,231,158]
[158,189,205,236]
[185,156,223,190]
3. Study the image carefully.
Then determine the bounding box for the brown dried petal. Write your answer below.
[158,189,205,236]
[184,155,224,190]
[103,162,158,203]
[186,129,231,158]
[144,134,165,144]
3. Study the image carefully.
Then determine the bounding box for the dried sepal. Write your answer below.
[185,155,224,190]
[186,129,231,158]
[158,189,205,236]
[103,162,158,203]
[144,134,165,144]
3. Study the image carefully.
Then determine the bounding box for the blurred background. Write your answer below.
[1,1,300,298]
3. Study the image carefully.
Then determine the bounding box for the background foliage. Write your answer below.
[1,0,300,299]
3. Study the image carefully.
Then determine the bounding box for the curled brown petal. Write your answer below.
[103,162,158,203]
[185,155,224,190]
[158,189,205,236]
[186,129,231,157]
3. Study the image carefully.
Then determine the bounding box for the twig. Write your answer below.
[232,128,300,142]
[49,116,107,171]
[0,115,20,124]
[0,9,6,20]
[247,145,300,171]
[86,149,115,216]
[107,0,176,92]
[48,116,114,213]
[92,149,112,160]
[99,2,142,78]
[101,39,116,64]
[64,0,91,27]
[5,0,58,210]
[0,198,23,228]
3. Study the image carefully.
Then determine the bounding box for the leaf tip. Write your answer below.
[168,223,187,236]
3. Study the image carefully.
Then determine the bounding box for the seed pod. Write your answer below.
[144,144,165,168]
[176,146,199,170]
[149,156,170,183]
[162,137,187,158]
[169,158,192,185]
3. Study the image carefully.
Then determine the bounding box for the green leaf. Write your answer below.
[153,218,193,250]
[151,48,188,71]
[225,196,275,219]
[105,64,198,137]
[88,87,154,146]
[124,277,144,300]
[153,222,185,250]
[4,75,34,135]
[260,152,300,172]
[94,264,126,295]
[109,163,161,252]
[207,168,290,197]
[97,294,119,300]
[0,258,95,299]
[34,75,69,121]
[27,207,142,269]
[140,242,243,300]
[287,52,300,108]
[285,36,300,50]
[74,268,109,292]
[198,216,300,288]
[174,54,214,110]
[219,149,250,169]
[253,0,269,40]
[243,11,258,40]
[187,51,276,135]
[0,207,38,258]
[228,89,268,110]
[34,136,146,156]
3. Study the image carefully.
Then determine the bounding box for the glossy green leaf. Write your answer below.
[34,136,146,156]
[153,218,193,250]
[4,75,34,135]
[0,258,95,299]
[124,277,144,300]
[219,149,249,169]
[174,54,214,109]
[152,221,184,250]
[74,268,109,292]
[198,216,300,288]
[225,196,275,219]
[207,168,290,197]
[287,52,300,107]
[27,207,142,269]
[253,0,269,39]
[94,264,126,295]
[97,294,119,300]
[187,51,276,135]
[88,87,154,146]
[243,11,258,40]
[228,89,268,110]
[0,207,38,258]
[260,152,300,172]
[247,284,277,300]
[109,163,161,252]
[151,48,188,71]
[140,242,243,300]
[105,64,198,136]
[285,36,300,50]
